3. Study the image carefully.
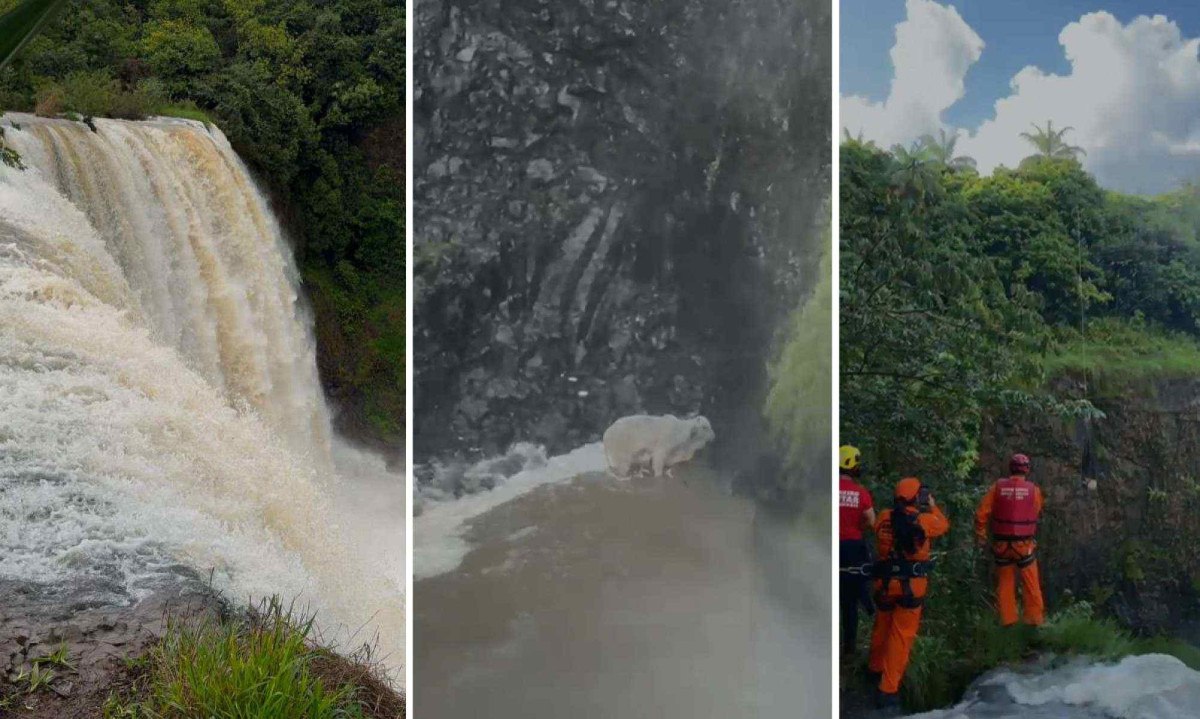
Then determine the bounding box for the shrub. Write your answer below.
[33,79,62,116]
[106,88,149,119]
[60,69,120,117]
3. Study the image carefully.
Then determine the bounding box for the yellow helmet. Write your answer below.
[839,445,861,472]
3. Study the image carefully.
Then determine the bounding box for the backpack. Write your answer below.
[890,498,926,557]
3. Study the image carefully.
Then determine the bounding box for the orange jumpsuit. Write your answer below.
[975,477,1045,626]
[867,502,950,695]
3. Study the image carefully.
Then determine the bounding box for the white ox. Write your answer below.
[602,414,715,478]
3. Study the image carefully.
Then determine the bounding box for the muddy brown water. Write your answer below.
[415,467,830,718]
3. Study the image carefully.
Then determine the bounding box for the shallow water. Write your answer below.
[414,465,830,718]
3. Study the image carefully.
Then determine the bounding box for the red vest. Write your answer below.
[990,477,1038,540]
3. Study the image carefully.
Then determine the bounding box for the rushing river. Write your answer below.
[0,114,404,679]
[414,448,830,717]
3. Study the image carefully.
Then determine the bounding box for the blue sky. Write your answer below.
[840,1,1200,193]
[843,1,1200,127]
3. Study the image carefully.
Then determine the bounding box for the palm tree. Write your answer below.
[917,128,976,172]
[1020,120,1086,160]
[888,141,943,205]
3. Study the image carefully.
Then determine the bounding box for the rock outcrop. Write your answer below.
[0,581,223,715]
[413,0,830,462]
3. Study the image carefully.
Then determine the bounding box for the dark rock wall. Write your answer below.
[413,0,830,461]
[982,378,1200,634]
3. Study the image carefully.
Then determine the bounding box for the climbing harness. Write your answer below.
[992,541,1037,568]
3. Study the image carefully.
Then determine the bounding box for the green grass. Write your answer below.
[1044,317,1200,382]
[1037,602,1135,658]
[107,598,378,719]
[151,102,214,125]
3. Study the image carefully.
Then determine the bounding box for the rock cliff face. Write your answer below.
[982,378,1200,634]
[413,0,830,462]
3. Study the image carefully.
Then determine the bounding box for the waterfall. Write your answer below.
[5,113,330,459]
[0,114,402,673]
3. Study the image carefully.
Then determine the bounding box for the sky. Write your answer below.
[841,0,1200,194]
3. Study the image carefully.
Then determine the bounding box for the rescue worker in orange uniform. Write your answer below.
[975,452,1045,626]
[867,477,950,708]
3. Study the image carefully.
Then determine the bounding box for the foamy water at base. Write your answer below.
[913,654,1200,719]
[414,442,606,579]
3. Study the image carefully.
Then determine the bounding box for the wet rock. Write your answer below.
[414,0,831,463]
[0,580,224,706]
[525,158,555,181]
[575,166,608,192]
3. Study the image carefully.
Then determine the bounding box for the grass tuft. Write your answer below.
[106,596,399,719]
[1037,602,1134,658]
[150,102,214,125]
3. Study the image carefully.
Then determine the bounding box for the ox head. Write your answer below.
[688,415,715,449]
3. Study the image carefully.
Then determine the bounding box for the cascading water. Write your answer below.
[911,654,1200,719]
[0,114,403,677]
[5,113,330,459]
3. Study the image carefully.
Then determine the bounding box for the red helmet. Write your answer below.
[1009,453,1031,475]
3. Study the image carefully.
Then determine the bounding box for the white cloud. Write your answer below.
[846,4,1200,194]
[840,0,983,148]
[961,12,1200,193]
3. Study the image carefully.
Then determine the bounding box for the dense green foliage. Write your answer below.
[0,0,405,441]
[841,132,1200,482]
[839,128,1200,710]
[766,225,831,485]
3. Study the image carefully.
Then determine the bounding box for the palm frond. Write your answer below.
[0,0,67,71]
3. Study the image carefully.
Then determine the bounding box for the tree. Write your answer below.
[840,141,1043,482]
[1020,120,1086,161]
[888,140,943,205]
[918,128,976,172]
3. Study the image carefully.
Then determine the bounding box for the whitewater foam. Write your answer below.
[914,654,1200,719]
[414,442,607,579]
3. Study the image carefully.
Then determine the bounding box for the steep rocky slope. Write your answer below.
[413,0,830,462]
